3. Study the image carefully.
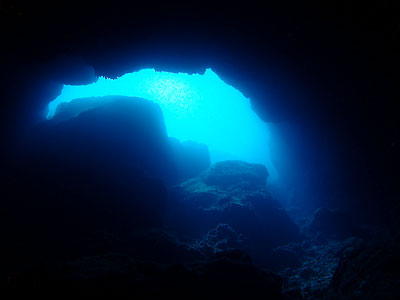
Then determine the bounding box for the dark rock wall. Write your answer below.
[1,96,210,251]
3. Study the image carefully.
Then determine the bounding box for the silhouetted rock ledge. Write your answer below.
[166,160,300,267]
[2,228,284,299]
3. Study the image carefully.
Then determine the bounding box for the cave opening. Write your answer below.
[2,1,400,297]
[46,67,278,179]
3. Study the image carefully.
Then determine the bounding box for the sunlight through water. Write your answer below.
[47,68,276,177]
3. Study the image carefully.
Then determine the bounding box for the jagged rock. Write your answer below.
[4,248,284,299]
[1,219,283,297]
[278,237,366,300]
[193,224,247,256]
[199,160,268,189]
[324,238,400,300]
[166,160,299,267]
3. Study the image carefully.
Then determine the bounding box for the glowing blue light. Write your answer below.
[47,68,276,176]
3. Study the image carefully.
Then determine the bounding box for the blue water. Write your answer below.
[47,68,277,177]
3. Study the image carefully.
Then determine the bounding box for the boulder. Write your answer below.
[29,96,173,181]
[193,224,247,256]
[52,96,211,184]
[8,97,178,248]
[166,160,299,267]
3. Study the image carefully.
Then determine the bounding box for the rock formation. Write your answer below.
[166,160,300,267]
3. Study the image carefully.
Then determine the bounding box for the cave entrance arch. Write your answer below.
[47,68,276,177]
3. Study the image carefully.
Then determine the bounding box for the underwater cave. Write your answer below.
[46,68,275,173]
[1,1,400,299]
